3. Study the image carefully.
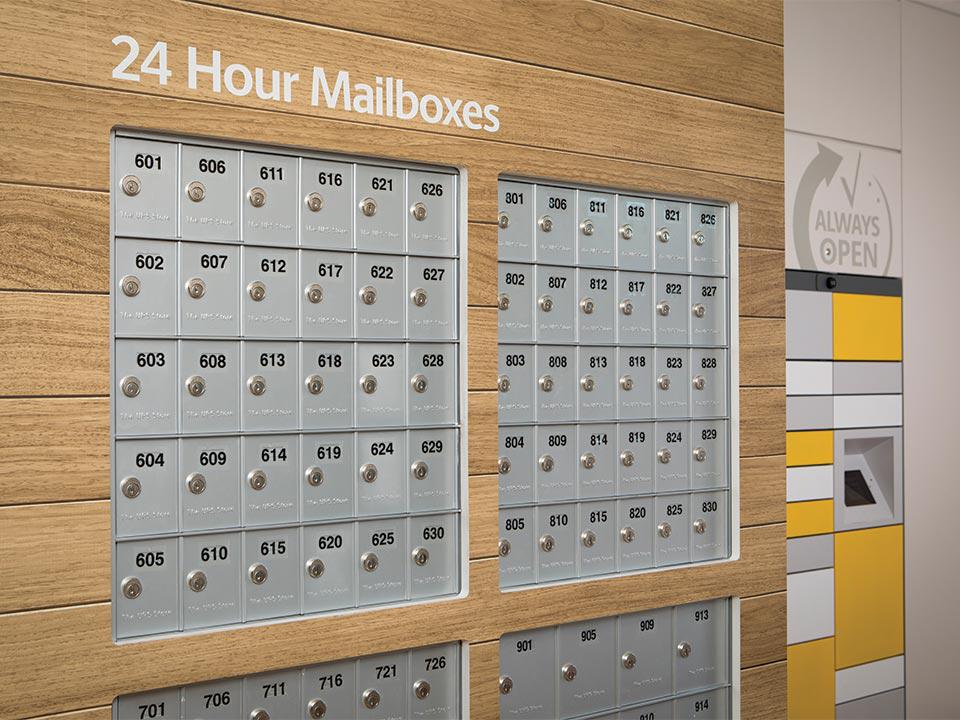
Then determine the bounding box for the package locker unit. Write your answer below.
[0,2,786,719]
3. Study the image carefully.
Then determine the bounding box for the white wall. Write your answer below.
[902,3,960,716]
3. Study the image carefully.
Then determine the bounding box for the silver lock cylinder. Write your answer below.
[305,466,324,486]
[120,275,141,297]
[539,454,555,472]
[304,192,324,213]
[248,469,268,491]
[497,293,510,311]
[692,230,706,246]
[657,448,672,464]
[622,652,637,669]
[620,450,635,467]
[499,676,514,695]
[692,303,706,318]
[692,375,706,391]
[186,277,206,299]
[539,374,555,392]
[580,297,595,315]
[186,472,207,495]
[539,534,555,552]
[412,546,430,566]
[620,375,634,391]
[581,530,597,548]
[305,374,325,395]
[581,452,596,469]
[360,463,378,484]
[186,181,206,203]
[249,563,268,585]
[121,174,141,197]
[413,679,431,700]
[498,456,511,474]
[248,187,267,208]
[657,374,671,391]
[693,519,707,534]
[562,663,577,682]
[498,212,510,229]
[658,522,672,538]
[410,201,428,221]
[620,298,634,316]
[580,375,595,392]
[121,576,142,599]
[580,218,595,236]
[620,223,634,241]
[411,373,429,393]
[360,374,378,394]
[307,698,327,719]
[187,570,207,593]
[411,461,429,480]
[677,641,692,658]
[247,375,267,396]
[656,227,670,243]
[498,538,511,557]
[185,375,206,397]
[120,375,141,398]
[120,476,142,499]
[360,552,379,572]
[250,709,270,720]
[306,558,325,579]
[693,446,707,462]
[538,294,554,312]
[359,285,378,305]
[411,288,428,307]
[620,526,636,543]
[656,300,670,317]
[360,197,378,217]
[538,215,554,232]
[497,375,511,393]
[247,280,267,302]
[304,283,324,304]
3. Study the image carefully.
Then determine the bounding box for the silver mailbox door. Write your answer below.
[578,500,617,577]
[617,496,654,572]
[500,626,558,720]
[179,435,241,532]
[115,238,178,336]
[355,253,406,339]
[535,265,576,343]
[674,599,729,692]
[498,180,536,263]
[241,246,298,337]
[618,607,673,706]
[537,503,577,583]
[499,506,536,588]
[499,425,536,506]
[410,642,461,720]
[180,531,241,630]
[357,517,407,606]
[356,342,406,428]
[180,144,240,243]
[114,438,179,537]
[299,249,354,339]
[182,677,243,719]
[408,170,457,257]
[577,268,616,344]
[618,346,655,421]
[241,434,299,527]
[578,346,616,422]
[578,423,617,499]
[114,137,178,239]
[577,190,617,267]
[617,271,655,345]
[300,158,354,251]
[407,256,457,341]
[408,427,459,513]
[408,512,459,599]
[355,650,408,720]
[301,659,356,720]
[301,341,355,431]
[180,339,240,435]
[616,195,654,271]
[301,431,356,522]
[115,339,178,436]
[242,669,301,720]
[301,521,356,613]
[499,262,536,344]
[115,537,179,639]
[355,164,406,254]
[653,199,690,273]
[654,494,691,567]
[690,204,726,277]
[356,429,406,517]
[536,424,577,503]
[241,152,299,245]
[617,423,655,497]
[557,618,618,718]
[241,341,299,432]
[242,526,300,621]
[535,185,577,265]
[498,344,536,425]
[179,242,240,337]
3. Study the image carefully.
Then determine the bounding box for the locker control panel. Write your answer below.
[110,130,465,640]
[500,598,735,719]
[496,178,737,589]
[113,641,463,719]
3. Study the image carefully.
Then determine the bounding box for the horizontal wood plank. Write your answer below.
[31,709,112,720]
[741,317,786,387]
[741,387,786,457]
[740,248,785,317]
[741,660,788,719]
[607,0,783,46]
[741,592,787,668]
[468,640,499,720]
[741,455,787,527]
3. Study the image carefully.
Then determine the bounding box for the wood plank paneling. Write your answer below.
[741,593,788,667]
[740,248,785,317]
[466,307,496,390]
[741,455,787,527]
[741,317,786,387]
[468,640,499,720]
[607,0,784,46]
[213,0,783,112]
[467,223,498,307]
[32,709,112,720]
[741,387,786,457]
[741,661,788,719]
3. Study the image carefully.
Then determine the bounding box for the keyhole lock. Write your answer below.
[250,709,270,720]
[120,275,141,297]
[413,680,431,700]
[657,374,671,391]
[307,699,327,719]
[692,230,706,246]
[539,534,555,552]
[498,457,512,474]
[620,375,635,391]
[247,187,267,208]
[692,375,706,391]
[581,375,595,392]
[359,285,378,305]
[692,303,706,318]
[658,522,672,539]
[360,374,378,394]
[305,466,324,486]
[580,297,595,314]
[249,563,268,585]
[121,375,141,398]
[562,664,578,682]
[581,530,597,548]
[305,374,324,395]
[677,641,692,658]
[360,197,378,217]
[247,375,267,396]
[248,469,267,491]
[121,576,143,599]
[620,223,634,241]
[581,452,596,469]
[186,375,206,397]
[656,301,671,317]
[620,299,634,315]
[538,215,554,233]
[121,175,141,197]
[539,375,555,392]
[694,519,707,534]
[498,213,510,229]
[120,476,141,499]
[497,294,510,311]
[411,374,429,394]
[304,192,324,212]
[497,375,511,393]
[304,283,324,304]
[362,689,381,710]
[306,558,325,579]
[411,288,428,307]
[410,202,428,221]
[187,570,207,593]
[186,277,206,299]
[656,227,671,243]
[622,652,637,669]
[186,472,207,495]
[693,446,707,462]
[360,463,378,484]
[539,454,555,472]
[247,281,267,302]
[657,448,672,464]
[411,461,429,480]
[538,295,554,312]
[620,450,635,467]
[498,539,511,557]
[186,181,206,202]
[361,552,379,572]
[580,219,595,236]
[412,546,430,566]
[621,526,636,543]
[499,676,514,695]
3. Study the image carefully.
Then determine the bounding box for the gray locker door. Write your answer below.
[618,607,673,706]
[181,532,241,630]
[499,506,536,588]
[300,158,354,251]
[301,342,355,431]
[535,265,576,344]
[114,137,178,239]
[537,504,577,583]
[536,345,576,422]
[616,195,654,271]
[179,436,241,533]
[409,642,461,719]
[301,521,356,614]
[356,649,408,720]
[557,617,618,718]
[241,152,299,245]
[578,423,617,499]
[356,430,406,517]
[299,250,355,339]
[241,434,299,527]
[179,145,240,243]
[301,658,357,720]
[178,242,240,337]
[535,185,577,265]
[654,495,691,567]
[673,599,729,693]
[180,340,241,435]
[182,677,243,719]
[114,438,179,538]
[578,346,616,422]
[499,263,536,343]
[115,537,180,639]
[653,200,690,273]
[500,626,558,719]
[241,246,298,337]
[498,425,536,506]
[498,180,536,263]
[355,164,405,254]
[242,668,302,720]
[116,688,182,720]
[536,425,577,503]
[115,238,178,336]
[408,427,459,513]
[577,190,617,267]
[241,341,299,432]
[301,432,356,522]
[674,687,728,719]
[115,339,178,436]
[499,345,536,425]
[577,268,616,343]
[408,513,459,599]
[243,526,300,621]
[690,204,726,277]
[617,423,655,497]
[357,517,407,606]
[617,497,654,572]
[578,500,617,577]
[408,170,457,257]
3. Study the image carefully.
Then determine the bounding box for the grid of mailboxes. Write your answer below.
[111,133,736,719]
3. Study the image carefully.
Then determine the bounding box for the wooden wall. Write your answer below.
[0,1,785,717]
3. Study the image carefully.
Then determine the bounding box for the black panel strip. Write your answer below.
[785,269,902,296]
